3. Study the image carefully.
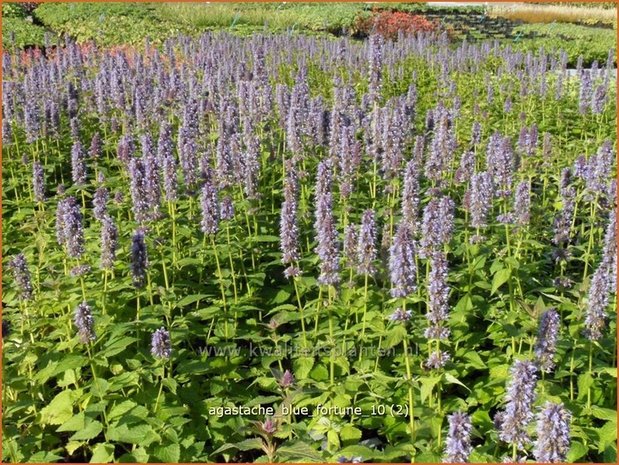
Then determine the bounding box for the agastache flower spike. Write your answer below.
[101,216,118,270]
[497,359,538,450]
[468,171,493,229]
[74,301,95,344]
[425,251,450,340]
[486,132,515,197]
[455,150,475,184]
[9,253,33,301]
[62,196,85,259]
[401,158,421,232]
[93,185,109,222]
[313,160,340,286]
[420,196,455,258]
[162,153,178,202]
[278,369,295,389]
[533,402,571,463]
[32,161,45,202]
[131,229,148,288]
[89,132,102,159]
[443,412,473,463]
[343,224,359,270]
[389,222,417,298]
[584,260,613,341]
[200,175,220,236]
[280,162,300,278]
[71,140,87,185]
[219,196,234,221]
[356,209,377,276]
[128,157,149,223]
[513,181,531,226]
[534,309,560,373]
[151,327,171,359]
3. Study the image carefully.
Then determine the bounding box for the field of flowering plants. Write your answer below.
[2,28,617,463]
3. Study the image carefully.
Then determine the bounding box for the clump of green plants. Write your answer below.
[511,23,617,66]
[1,3,48,49]
[33,2,192,46]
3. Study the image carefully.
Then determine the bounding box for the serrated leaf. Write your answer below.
[91,378,109,398]
[70,420,103,441]
[340,425,362,443]
[591,406,617,421]
[40,389,78,426]
[491,268,511,294]
[56,412,85,432]
[212,438,264,455]
[102,337,137,358]
[419,376,441,404]
[444,373,471,392]
[177,294,208,307]
[90,443,115,463]
[153,443,180,463]
[106,423,159,446]
[108,400,137,420]
[598,420,617,452]
[566,441,588,463]
[278,441,324,461]
[294,356,315,379]
[383,325,407,350]
[577,373,594,400]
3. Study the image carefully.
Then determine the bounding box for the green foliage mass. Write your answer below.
[1,4,48,49]
[33,2,192,47]
[512,23,616,66]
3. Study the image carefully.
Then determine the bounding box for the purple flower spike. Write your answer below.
[74,301,95,344]
[497,360,537,450]
[9,253,33,301]
[443,412,473,463]
[389,222,417,298]
[151,327,171,359]
[131,229,149,288]
[533,402,571,463]
[356,209,377,276]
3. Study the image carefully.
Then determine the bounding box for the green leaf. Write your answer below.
[591,406,617,421]
[577,373,594,400]
[491,268,511,295]
[153,443,181,463]
[70,420,103,441]
[28,452,63,462]
[340,425,362,443]
[463,352,486,369]
[177,294,209,307]
[91,378,109,398]
[253,235,280,242]
[56,412,85,432]
[293,356,315,379]
[212,438,264,455]
[106,423,159,446]
[327,429,340,450]
[278,441,324,461]
[598,420,617,452]
[383,325,407,350]
[108,400,138,420]
[102,337,137,358]
[90,443,115,463]
[419,376,442,404]
[566,441,588,463]
[444,373,471,392]
[40,389,79,425]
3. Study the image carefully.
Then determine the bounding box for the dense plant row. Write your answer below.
[2,31,617,463]
[2,2,615,68]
